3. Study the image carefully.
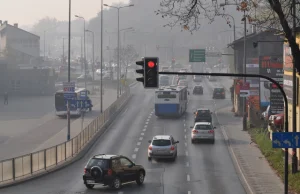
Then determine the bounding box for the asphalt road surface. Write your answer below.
[0,77,246,194]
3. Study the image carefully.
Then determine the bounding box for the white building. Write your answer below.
[0,20,40,66]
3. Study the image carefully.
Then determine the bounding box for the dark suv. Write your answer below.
[194,108,212,123]
[83,154,146,190]
[212,87,225,99]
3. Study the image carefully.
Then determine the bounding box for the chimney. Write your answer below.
[0,20,2,26]
[14,23,18,28]
[252,24,256,33]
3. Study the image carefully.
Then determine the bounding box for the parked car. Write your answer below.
[83,154,145,190]
[268,112,284,130]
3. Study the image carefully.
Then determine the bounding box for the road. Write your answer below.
[0,77,246,194]
[0,84,117,161]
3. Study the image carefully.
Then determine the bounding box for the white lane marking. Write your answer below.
[122,108,128,116]
[148,116,151,119]
[132,154,136,159]
[188,191,191,194]
[143,128,147,131]
[184,123,186,127]
[146,122,149,124]
[183,119,185,122]
[187,174,190,181]
[185,151,188,156]
[144,125,147,128]
[184,135,186,139]
[139,137,143,141]
[186,162,189,167]
[151,159,158,164]
[184,129,186,132]
[141,133,145,136]
[137,142,141,146]
[185,142,187,147]
[147,119,150,122]
[134,148,139,152]
[118,192,124,194]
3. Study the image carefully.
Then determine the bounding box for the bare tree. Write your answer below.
[113,45,139,80]
[156,0,300,71]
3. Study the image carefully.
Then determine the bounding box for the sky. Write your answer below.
[0,0,129,26]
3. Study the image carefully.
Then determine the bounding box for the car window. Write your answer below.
[120,158,133,167]
[152,139,171,146]
[112,159,121,169]
[197,110,211,117]
[195,124,212,130]
[194,86,202,89]
[87,158,109,169]
[214,88,224,92]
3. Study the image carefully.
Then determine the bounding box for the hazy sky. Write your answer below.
[0,0,128,26]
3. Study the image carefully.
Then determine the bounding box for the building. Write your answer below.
[0,20,40,66]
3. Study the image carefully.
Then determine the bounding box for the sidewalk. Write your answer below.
[33,89,118,151]
[216,106,284,194]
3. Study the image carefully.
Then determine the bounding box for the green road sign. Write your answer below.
[189,49,206,62]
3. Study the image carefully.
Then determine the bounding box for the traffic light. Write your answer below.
[136,58,145,85]
[144,57,159,88]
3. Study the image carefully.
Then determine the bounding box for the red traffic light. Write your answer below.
[148,61,155,68]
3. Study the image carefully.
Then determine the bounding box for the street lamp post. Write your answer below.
[75,15,87,89]
[44,30,46,61]
[86,30,95,89]
[67,0,71,141]
[104,3,134,98]
[100,0,103,113]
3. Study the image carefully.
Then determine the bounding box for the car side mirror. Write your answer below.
[148,140,151,143]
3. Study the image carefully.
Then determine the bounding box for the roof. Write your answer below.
[196,108,210,111]
[153,135,172,140]
[0,23,39,39]
[195,122,212,125]
[93,154,119,159]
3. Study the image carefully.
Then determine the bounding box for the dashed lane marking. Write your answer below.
[144,125,147,128]
[185,142,187,147]
[151,159,158,164]
[118,192,124,194]
[141,132,144,136]
[184,135,186,139]
[147,119,150,122]
[186,162,189,167]
[143,128,147,131]
[188,191,191,194]
[134,148,139,152]
[187,174,190,181]
[184,129,186,132]
[146,122,149,124]
[137,142,141,146]
[185,151,188,156]
[184,123,186,127]
[139,137,143,141]
[132,154,136,159]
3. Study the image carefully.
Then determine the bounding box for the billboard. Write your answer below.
[246,58,260,111]
[283,74,298,104]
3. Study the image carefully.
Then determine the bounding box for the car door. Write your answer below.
[120,157,136,182]
[111,158,125,181]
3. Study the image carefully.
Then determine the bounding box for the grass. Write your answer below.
[249,128,300,194]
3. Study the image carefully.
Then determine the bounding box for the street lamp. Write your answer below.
[75,15,87,89]
[85,30,95,88]
[104,3,134,98]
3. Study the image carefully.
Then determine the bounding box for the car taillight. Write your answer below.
[84,168,87,174]
[209,130,214,133]
[107,169,113,176]
[170,146,175,150]
[148,145,152,150]
[192,129,198,134]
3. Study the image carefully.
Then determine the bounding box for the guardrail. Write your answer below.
[0,87,131,187]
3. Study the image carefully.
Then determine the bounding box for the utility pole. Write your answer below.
[242,8,247,131]
[100,0,103,112]
[67,0,71,141]
[44,30,46,61]
[63,38,65,65]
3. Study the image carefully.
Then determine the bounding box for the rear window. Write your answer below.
[86,158,109,169]
[194,86,202,89]
[152,139,171,146]
[195,125,212,130]
[197,110,211,116]
[214,88,224,92]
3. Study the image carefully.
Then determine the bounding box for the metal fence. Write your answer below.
[0,87,131,186]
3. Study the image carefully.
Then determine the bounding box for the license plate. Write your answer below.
[87,180,95,184]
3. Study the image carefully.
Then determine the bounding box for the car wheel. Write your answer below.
[148,156,152,161]
[171,152,177,161]
[136,170,145,185]
[111,177,121,189]
[85,184,94,189]
[191,139,194,144]
[211,139,215,144]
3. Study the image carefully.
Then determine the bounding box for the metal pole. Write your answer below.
[100,0,103,112]
[84,20,87,89]
[81,36,83,72]
[292,0,298,174]
[67,0,71,141]
[117,9,120,98]
[242,10,247,131]
[44,30,46,61]
[92,32,95,87]
[63,38,65,65]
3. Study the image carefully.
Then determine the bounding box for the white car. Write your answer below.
[190,122,216,144]
[148,135,179,161]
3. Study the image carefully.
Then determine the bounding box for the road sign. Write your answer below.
[80,91,87,98]
[63,82,75,93]
[206,52,221,57]
[65,99,92,109]
[272,132,300,148]
[240,82,250,97]
[189,49,206,62]
[64,92,77,99]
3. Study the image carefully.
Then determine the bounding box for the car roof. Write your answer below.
[194,85,202,87]
[153,135,172,140]
[196,108,210,111]
[195,122,212,125]
[92,154,121,160]
[214,87,224,89]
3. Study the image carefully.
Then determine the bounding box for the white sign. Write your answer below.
[63,82,75,93]
[240,90,250,97]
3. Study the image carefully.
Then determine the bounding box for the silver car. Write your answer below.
[190,122,216,144]
[148,135,179,161]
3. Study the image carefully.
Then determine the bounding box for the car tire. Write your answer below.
[191,139,194,144]
[111,177,122,189]
[211,139,215,144]
[136,170,145,185]
[148,156,152,161]
[85,184,95,189]
[171,152,177,161]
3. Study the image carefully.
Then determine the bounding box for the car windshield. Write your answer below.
[152,139,171,146]
[86,158,109,169]
[195,125,212,130]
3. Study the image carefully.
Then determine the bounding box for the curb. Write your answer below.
[215,108,254,194]
[0,94,132,189]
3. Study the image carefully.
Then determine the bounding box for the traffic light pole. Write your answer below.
[159,71,289,194]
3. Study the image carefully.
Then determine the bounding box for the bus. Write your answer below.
[154,86,188,117]
[55,88,93,117]
[159,75,170,86]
